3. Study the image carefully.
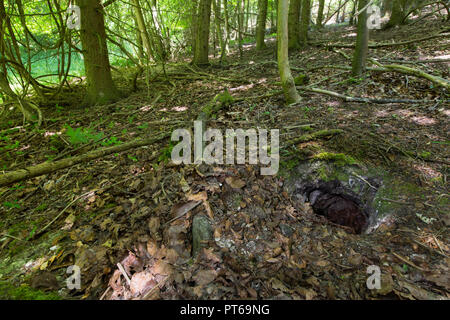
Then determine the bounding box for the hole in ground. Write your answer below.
[302,180,369,234]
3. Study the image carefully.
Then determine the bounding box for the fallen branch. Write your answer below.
[369,59,450,89]
[303,87,435,104]
[314,30,450,49]
[0,133,169,187]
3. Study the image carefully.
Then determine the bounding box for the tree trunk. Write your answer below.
[278,0,301,104]
[317,0,325,27]
[299,0,311,46]
[349,0,357,25]
[385,0,406,28]
[336,0,341,22]
[352,0,369,76]
[238,0,245,58]
[288,0,301,49]
[381,0,391,17]
[213,0,226,59]
[221,0,230,62]
[131,0,154,61]
[256,0,269,50]
[76,0,119,105]
[193,0,213,65]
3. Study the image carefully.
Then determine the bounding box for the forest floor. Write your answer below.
[0,17,449,300]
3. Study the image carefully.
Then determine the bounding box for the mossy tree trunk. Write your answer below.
[316,0,325,27]
[278,0,301,104]
[299,0,311,46]
[256,0,269,50]
[288,0,301,49]
[76,0,119,105]
[193,0,212,65]
[352,0,369,76]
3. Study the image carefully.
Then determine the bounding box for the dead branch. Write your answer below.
[369,59,450,89]
[304,87,438,104]
[0,133,169,187]
[314,29,450,49]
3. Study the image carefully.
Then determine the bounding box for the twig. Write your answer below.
[391,252,427,272]
[117,262,131,286]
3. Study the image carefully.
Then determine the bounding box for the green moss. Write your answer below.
[0,282,60,300]
[419,151,431,159]
[313,152,357,166]
[213,90,234,106]
[294,74,309,86]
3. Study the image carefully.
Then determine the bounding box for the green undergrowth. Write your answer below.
[0,282,60,300]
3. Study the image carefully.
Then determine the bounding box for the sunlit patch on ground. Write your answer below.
[410,116,436,125]
[172,106,188,112]
[412,163,442,180]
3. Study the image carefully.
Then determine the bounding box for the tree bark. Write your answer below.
[131,0,154,61]
[288,0,301,49]
[256,0,269,50]
[238,0,245,58]
[278,0,301,104]
[193,0,212,65]
[299,0,311,46]
[221,0,230,62]
[213,0,226,59]
[76,0,119,105]
[385,0,407,28]
[352,0,369,76]
[317,0,326,27]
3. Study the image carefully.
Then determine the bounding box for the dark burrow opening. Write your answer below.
[299,180,371,234]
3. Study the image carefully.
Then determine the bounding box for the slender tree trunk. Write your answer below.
[341,1,347,22]
[352,0,369,76]
[191,0,199,55]
[245,0,250,32]
[76,0,119,105]
[133,15,145,62]
[278,0,301,104]
[299,0,311,46]
[317,0,325,27]
[288,0,301,49]
[221,0,230,62]
[213,0,226,59]
[256,0,269,49]
[131,0,154,61]
[238,0,245,58]
[336,0,341,22]
[349,0,357,25]
[193,0,212,65]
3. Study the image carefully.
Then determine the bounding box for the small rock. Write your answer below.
[30,271,59,291]
[279,223,294,237]
[192,214,213,256]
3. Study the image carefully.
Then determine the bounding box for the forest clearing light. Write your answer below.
[171,121,279,175]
